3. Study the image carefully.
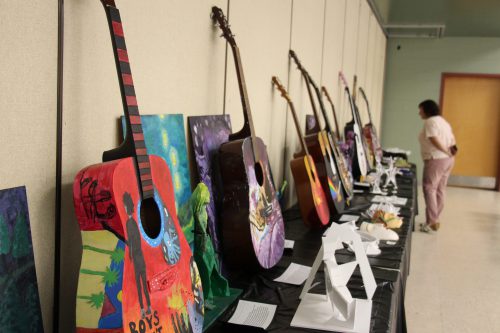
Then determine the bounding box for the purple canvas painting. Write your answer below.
[0,186,43,331]
[188,115,232,261]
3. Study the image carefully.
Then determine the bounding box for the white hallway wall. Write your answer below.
[0,0,386,331]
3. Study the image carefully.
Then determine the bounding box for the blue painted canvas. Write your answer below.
[121,115,194,245]
[0,186,43,331]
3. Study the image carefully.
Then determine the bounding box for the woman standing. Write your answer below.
[418,100,456,233]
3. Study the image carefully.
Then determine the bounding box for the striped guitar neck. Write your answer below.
[101,0,153,200]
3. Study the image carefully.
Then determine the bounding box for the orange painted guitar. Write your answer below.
[72,1,203,332]
[272,77,329,227]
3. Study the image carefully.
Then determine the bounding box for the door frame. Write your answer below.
[439,72,500,191]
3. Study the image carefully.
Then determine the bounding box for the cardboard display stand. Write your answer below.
[292,223,376,333]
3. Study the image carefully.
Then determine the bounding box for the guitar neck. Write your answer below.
[302,73,323,132]
[228,43,259,157]
[101,2,153,199]
[307,76,332,133]
[359,87,374,125]
[283,97,309,156]
[321,87,341,141]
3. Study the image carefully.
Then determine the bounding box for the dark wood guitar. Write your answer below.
[212,7,284,270]
[272,76,330,227]
[289,50,345,215]
[339,72,370,180]
[72,1,203,332]
[359,86,383,162]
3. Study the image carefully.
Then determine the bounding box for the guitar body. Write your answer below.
[74,155,203,332]
[290,155,330,227]
[344,119,369,179]
[363,124,383,162]
[301,132,344,216]
[219,137,285,269]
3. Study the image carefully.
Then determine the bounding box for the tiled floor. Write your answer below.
[406,186,500,333]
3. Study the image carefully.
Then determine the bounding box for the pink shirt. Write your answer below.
[419,116,455,160]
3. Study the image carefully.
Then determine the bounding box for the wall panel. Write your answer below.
[0,2,57,332]
[286,0,326,204]
[0,1,387,331]
[338,0,361,128]
[322,0,347,134]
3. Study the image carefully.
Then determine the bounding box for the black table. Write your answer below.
[207,168,418,333]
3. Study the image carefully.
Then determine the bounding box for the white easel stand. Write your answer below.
[291,223,376,333]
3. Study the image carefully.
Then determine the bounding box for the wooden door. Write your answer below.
[440,74,500,190]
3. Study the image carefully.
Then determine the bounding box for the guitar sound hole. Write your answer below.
[140,197,162,239]
[254,161,264,186]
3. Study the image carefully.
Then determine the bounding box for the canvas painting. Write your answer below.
[0,186,43,332]
[121,114,194,245]
[188,115,232,260]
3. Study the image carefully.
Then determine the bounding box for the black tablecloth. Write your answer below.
[207,168,417,333]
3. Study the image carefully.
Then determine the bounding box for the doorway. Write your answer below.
[440,73,500,190]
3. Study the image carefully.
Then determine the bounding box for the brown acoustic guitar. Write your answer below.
[289,50,345,216]
[272,76,330,227]
[212,7,285,270]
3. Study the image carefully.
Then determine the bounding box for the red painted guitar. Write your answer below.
[72,1,203,332]
[272,76,329,227]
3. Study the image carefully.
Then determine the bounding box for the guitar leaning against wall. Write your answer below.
[212,7,285,270]
[321,85,355,199]
[72,1,203,332]
[359,86,383,163]
[272,76,330,227]
[289,50,345,216]
[340,72,371,180]
[307,76,354,204]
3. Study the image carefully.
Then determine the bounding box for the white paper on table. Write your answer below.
[284,239,295,249]
[354,181,370,188]
[227,300,277,329]
[371,195,407,206]
[339,214,359,222]
[274,263,312,285]
[353,189,364,193]
[369,204,400,214]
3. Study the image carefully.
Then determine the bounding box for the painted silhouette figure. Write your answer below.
[123,192,151,318]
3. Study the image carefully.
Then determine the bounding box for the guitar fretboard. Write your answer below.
[106,5,154,199]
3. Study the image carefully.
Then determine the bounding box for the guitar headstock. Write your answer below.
[211,6,236,46]
[338,71,349,88]
[289,50,304,72]
[272,76,291,103]
[321,86,332,102]
[352,75,358,99]
[100,0,116,8]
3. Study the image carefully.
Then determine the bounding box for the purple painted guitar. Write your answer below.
[212,7,284,270]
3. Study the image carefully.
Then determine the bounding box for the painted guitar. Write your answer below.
[321,86,355,198]
[359,86,383,162]
[339,72,370,180]
[351,76,375,169]
[212,7,285,269]
[307,76,354,203]
[289,50,344,215]
[73,1,203,332]
[272,76,330,227]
